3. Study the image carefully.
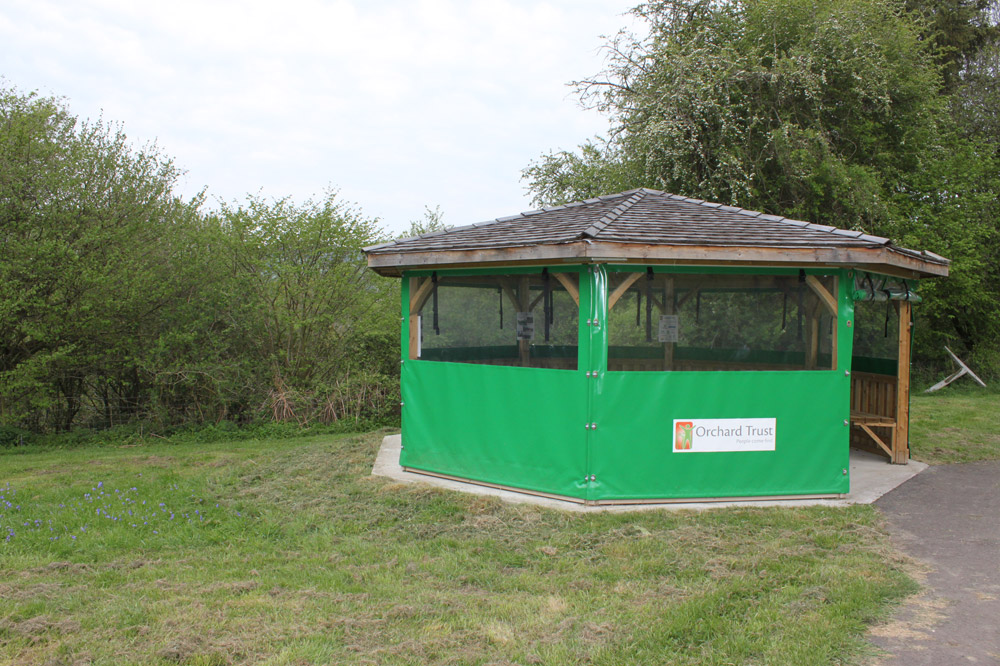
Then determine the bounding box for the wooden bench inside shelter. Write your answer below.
[849,300,912,464]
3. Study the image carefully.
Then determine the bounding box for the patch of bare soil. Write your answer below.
[869,591,949,645]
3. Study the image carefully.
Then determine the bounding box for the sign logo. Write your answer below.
[672,418,776,453]
[674,421,693,450]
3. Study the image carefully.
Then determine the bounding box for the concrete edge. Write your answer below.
[371,435,928,513]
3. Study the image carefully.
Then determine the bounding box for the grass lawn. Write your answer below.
[909,387,1000,464]
[1,429,918,666]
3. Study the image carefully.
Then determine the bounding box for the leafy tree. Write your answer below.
[952,2,1000,143]
[523,0,1000,373]
[0,86,199,428]
[525,0,946,231]
[402,205,448,238]
[905,0,1000,92]
[1,86,401,432]
[218,191,397,419]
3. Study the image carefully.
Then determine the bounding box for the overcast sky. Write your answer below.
[1,0,642,235]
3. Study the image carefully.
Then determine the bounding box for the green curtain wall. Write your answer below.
[400,265,856,501]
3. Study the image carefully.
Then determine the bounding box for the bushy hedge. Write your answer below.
[0,87,400,434]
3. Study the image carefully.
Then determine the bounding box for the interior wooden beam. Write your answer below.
[407,279,423,360]
[608,272,643,310]
[676,285,702,310]
[858,424,894,459]
[647,290,665,313]
[529,290,546,311]
[407,277,432,360]
[552,273,580,306]
[409,277,435,314]
[805,275,838,316]
[496,278,521,313]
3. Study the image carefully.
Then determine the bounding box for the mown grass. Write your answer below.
[1,430,915,665]
[909,387,1000,464]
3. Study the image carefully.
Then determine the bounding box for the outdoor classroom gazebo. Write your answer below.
[364,189,949,504]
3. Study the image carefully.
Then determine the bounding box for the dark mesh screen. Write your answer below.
[413,273,578,370]
[607,272,837,371]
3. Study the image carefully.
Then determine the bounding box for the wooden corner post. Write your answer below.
[408,277,434,360]
[893,300,913,464]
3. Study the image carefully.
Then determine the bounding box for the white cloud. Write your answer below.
[0,0,641,233]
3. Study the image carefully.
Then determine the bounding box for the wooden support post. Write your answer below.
[893,300,912,464]
[664,277,675,371]
[408,277,432,360]
[518,275,530,367]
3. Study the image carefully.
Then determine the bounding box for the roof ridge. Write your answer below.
[578,190,646,239]
[362,191,646,253]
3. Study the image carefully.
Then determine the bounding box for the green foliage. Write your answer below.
[905,0,1000,92]
[0,86,401,433]
[526,0,944,227]
[0,86,197,429]
[523,0,1000,375]
[217,191,398,422]
[402,204,448,237]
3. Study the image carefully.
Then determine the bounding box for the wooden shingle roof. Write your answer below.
[365,188,949,278]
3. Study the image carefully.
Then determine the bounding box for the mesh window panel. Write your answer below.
[607,273,836,371]
[415,273,579,370]
[851,300,899,375]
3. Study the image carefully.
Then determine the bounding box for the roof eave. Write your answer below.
[366,242,949,279]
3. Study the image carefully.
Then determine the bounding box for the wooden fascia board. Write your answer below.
[366,242,949,278]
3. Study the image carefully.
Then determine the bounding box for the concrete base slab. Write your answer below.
[372,434,927,512]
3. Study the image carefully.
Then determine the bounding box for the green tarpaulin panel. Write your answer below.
[400,265,857,501]
[400,362,589,498]
[590,370,850,500]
